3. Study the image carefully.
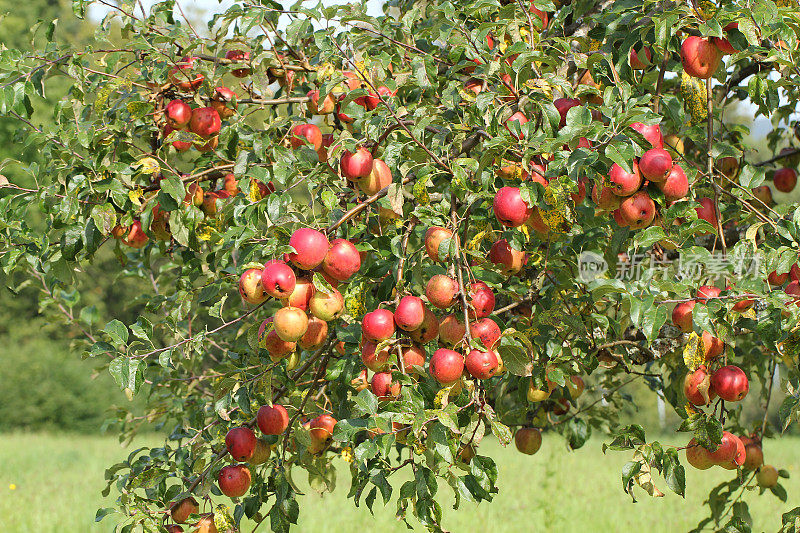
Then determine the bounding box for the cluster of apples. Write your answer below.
[165,495,219,533]
[592,123,690,230]
[768,263,800,306]
[237,227,362,360]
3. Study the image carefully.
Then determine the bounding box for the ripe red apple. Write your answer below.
[362,309,395,342]
[309,414,337,442]
[685,438,715,470]
[288,228,329,270]
[639,148,672,182]
[121,220,149,248]
[618,190,656,229]
[608,162,642,197]
[785,280,800,306]
[273,306,309,342]
[361,340,390,371]
[718,435,747,469]
[218,464,251,498]
[505,111,528,139]
[425,227,453,262]
[708,431,743,465]
[695,197,718,232]
[260,326,296,359]
[408,307,439,344]
[572,176,588,204]
[742,438,764,470]
[683,366,716,406]
[309,287,344,321]
[163,125,192,151]
[752,185,773,206]
[488,239,526,276]
[371,372,401,399]
[713,22,740,54]
[188,107,221,138]
[170,497,199,524]
[612,209,629,227]
[553,97,581,129]
[773,168,797,193]
[290,124,323,151]
[166,525,184,533]
[426,274,458,309]
[225,427,257,461]
[307,90,336,115]
[438,314,466,346]
[261,261,296,299]
[493,186,533,227]
[696,285,721,304]
[592,183,622,210]
[672,301,695,333]
[514,427,542,455]
[711,365,749,402]
[401,344,426,371]
[168,56,204,90]
[239,268,268,305]
[629,45,652,69]
[465,349,499,379]
[322,238,361,281]
[299,316,328,350]
[757,465,779,488]
[681,36,722,79]
[701,331,725,360]
[429,348,465,385]
[469,318,501,349]
[211,86,237,119]
[395,295,426,331]
[165,99,192,128]
[226,49,251,77]
[658,164,689,201]
[358,158,392,195]
[630,122,664,149]
[257,404,289,435]
[282,276,314,310]
[340,147,374,181]
[468,281,495,319]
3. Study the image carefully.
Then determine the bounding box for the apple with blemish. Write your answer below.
[309,287,344,321]
[218,464,251,498]
[439,314,466,346]
[468,281,495,319]
[409,306,440,344]
[426,274,458,309]
[658,164,689,201]
[618,190,656,229]
[188,107,221,137]
[239,268,268,305]
[681,36,722,79]
[371,372,401,399]
[514,427,542,455]
[683,366,716,406]
[608,162,642,197]
[261,261,296,299]
[469,318,501,349]
[425,227,453,262]
[592,183,622,210]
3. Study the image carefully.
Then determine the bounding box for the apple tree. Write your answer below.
[2,0,800,531]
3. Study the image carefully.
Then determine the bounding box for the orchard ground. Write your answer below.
[1,433,798,533]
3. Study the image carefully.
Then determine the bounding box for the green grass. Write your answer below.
[0,433,798,532]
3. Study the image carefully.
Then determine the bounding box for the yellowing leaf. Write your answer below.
[134,157,160,175]
[128,188,144,207]
[683,332,704,371]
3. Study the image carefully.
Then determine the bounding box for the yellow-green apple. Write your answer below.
[238,268,268,304]
[592,183,622,210]
[359,158,392,195]
[273,306,309,342]
[308,287,344,321]
[247,439,271,465]
[757,465,779,488]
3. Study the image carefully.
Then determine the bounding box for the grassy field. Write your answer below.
[1,433,798,533]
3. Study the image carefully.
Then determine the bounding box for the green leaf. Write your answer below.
[108,356,141,393]
[103,319,129,346]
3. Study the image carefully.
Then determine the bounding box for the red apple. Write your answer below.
[468,281,495,319]
[395,295,426,331]
[672,300,695,333]
[299,316,328,350]
[282,276,314,310]
[371,372,401,399]
[658,164,689,201]
[163,125,192,151]
[681,36,722,79]
[683,366,716,406]
[168,56,204,91]
[708,431,742,465]
[260,260,296,299]
[629,45,652,69]
[288,228,329,270]
[469,318,501,349]
[711,365,749,402]
[401,344,426,371]
[429,348,465,385]
[630,122,664,149]
[608,162,642,197]
[408,307,439,344]
[713,22,740,55]
[226,49,251,77]
[165,99,192,128]
[493,186,533,227]
[514,427,542,455]
[218,464,251,498]
[695,197,718,232]
[273,306,309,342]
[257,404,289,435]
[554,97,581,129]
[122,220,149,248]
[465,349,499,379]
[488,239,526,276]
[309,414,337,442]
[505,111,528,139]
[639,148,673,182]
[701,331,725,360]
[773,168,797,193]
[322,238,361,281]
[340,147,374,180]
[260,328,296,359]
[170,497,199,524]
[239,268,268,305]
[425,227,453,262]
[188,107,221,138]
[361,341,390,371]
[618,190,656,229]
[425,274,458,309]
[225,427,257,461]
[290,124,322,151]
[439,314,466,346]
[362,310,395,343]
[307,90,336,115]
[696,285,721,304]
[211,86,237,119]
[359,158,392,195]
[685,438,715,470]
[752,185,773,206]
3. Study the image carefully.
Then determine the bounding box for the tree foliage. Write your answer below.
[2,0,800,531]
